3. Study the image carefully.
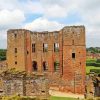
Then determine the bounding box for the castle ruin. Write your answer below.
[7,26,86,94]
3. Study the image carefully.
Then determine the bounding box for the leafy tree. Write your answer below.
[87,47,100,53]
[0,49,6,61]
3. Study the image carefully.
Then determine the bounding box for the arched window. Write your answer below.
[43,61,48,71]
[32,61,37,71]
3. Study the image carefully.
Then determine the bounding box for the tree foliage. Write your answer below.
[0,49,6,61]
[87,47,100,53]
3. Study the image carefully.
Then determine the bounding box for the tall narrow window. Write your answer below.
[72,53,75,59]
[15,48,17,53]
[54,43,59,52]
[32,43,35,52]
[43,43,48,52]
[72,40,74,45]
[54,61,60,71]
[27,51,29,54]
[43,61,48,71]
[32,61,37,71]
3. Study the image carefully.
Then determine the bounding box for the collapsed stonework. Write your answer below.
[0,71,49,99]
[7,26,86,94]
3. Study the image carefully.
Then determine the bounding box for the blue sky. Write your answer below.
[0,0,100,48]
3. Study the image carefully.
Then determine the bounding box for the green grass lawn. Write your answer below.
[50,96,78,100]
[86,58,100,74]
[86,66,100,74]
[86,58,97,63]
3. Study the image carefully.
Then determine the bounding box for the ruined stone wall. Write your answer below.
[7,26,86,94]
[25,31,32,73]
[61,26,86,94]
[0,75,49,99]
[30,31,61,75]
[3,79,23,96]
[7,29,26,71]
[0,61,7,73]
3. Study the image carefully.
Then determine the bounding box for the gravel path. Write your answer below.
[49,89,84,99]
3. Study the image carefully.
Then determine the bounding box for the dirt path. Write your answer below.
[49,89,84,99]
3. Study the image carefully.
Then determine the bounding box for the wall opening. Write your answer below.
[72,53,75,59]
[54,43,59,52]
[43,61,48,71]
[41,91,45,93]
[32,61,37,71]
[15,61,17,65]
[27,51,29,54]
[32,43,35,52]
[43,43,48,52]
[54,61,60,71]
[15,48,17,53]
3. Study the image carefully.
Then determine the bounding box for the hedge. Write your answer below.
[86,62,100,67]
[90,69,100,73]
[86,59,96,63]
[96,59,100,63]
[95,63,100,67]
[86,62,95,66]
[0,56,6,61]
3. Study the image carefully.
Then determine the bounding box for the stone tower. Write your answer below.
[61,26,86,93]
[7,29,32,72]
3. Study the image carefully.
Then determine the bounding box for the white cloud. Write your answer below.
[24,0,43,14]
[0,0,43,15]
[0,0,20,10]
[78,0,100,25]
[0,38,7,49]
[0,0,100,48]
[0,9,25,49]
[0,9,25,27]
[24,17,64,31]
[77,0,100,47]
[43,5,67,18]
[0,30,7,49]
[39,0,77,18]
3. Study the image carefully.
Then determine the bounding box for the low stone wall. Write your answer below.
[0,73,50,99]
[0,71,84,97]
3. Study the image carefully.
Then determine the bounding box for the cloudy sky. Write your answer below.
[0,0,100,48]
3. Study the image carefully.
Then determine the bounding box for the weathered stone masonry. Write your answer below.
[0,72,50,98]
[7,26,86,94]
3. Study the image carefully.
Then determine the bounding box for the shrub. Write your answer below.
[86,62,95,66]
[95,63,100,67]
[0,56,6,61]
[96,59,100,63]
[90,69,100,73]
[86,59,96,63]
[0,49,6,61]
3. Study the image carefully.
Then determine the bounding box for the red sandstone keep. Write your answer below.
[7,26,86,94]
